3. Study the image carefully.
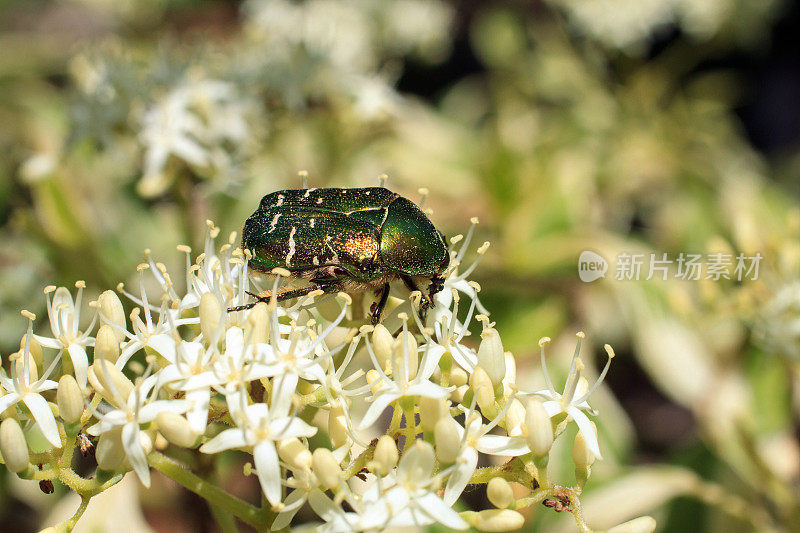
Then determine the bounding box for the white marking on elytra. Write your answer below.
[313,256,320,266]
[285,227,297,266]
[316,198,323,204]
[275,194,284,207]
[310,218,315,228]
[268,213,282,233]
[324,236,340,264]
[303,188,317,198]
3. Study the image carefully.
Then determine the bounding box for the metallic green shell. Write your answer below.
[378,196,448,277]
[242,187,448,281]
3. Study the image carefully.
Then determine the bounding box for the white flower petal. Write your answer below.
[269,416,317,440]
[414,492,468,530]
[0,392,20,414]
[253,440,281,505]
[476,435,530,456]
[21,392,61,448]
[122,422,150,486]
[270,372,298,417]
[200,428,248,453]
[67,343,89,389]
[406,381,449,399]
[444,447,478,505]
[358,391,399,429]
[271,489,307,530]
[567,406,602,460]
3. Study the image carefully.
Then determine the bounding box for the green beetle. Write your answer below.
[236,187,450,324]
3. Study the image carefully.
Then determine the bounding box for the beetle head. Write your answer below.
[379,197,448,278]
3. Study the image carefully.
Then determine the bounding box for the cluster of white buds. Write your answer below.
[0,219,651,533]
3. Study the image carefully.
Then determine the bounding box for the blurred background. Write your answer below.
[1,0,799,532]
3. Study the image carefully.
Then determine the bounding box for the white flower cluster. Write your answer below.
[0,219,626,532]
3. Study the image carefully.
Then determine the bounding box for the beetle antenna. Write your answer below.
[299,170,309,188]
[378,173,388,188]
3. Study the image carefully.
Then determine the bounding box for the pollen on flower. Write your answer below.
[337,292,352,305]
[539,336,551,347]
[478,241,491,254]
[604,344,616,358]
[470,217,479,225]
[271,267,291,277]
[44,285,56,294]
[176,244,192,253]
[20,310,36,320]
[75,280,86,289]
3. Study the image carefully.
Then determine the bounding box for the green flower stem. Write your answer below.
[511,485,592,532]
[343,442,377,479]
[148,451,267,529]
[298,386,327,406]
[62,495,91,532]
[403,406,417,447]
[468,457,535,486]
[209,502,240,533]
[57,464,123,496]
[58,428,77,471]
[533,454,549,487]
[388,405,403,436]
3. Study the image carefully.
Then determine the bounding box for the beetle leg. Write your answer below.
[370,283,391,325]
[227,283,340,313]
[400,275,432,308]
[399,275,435,323]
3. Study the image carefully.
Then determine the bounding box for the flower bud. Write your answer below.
[277,438,312,471]
[392,332,418,379]
[92,359,134,405]
[573,426,596,489]
[57,375,84,424]
[98,290,126,343]
[477,328,505,387]
[372,324,394,373]
[372,435,398,475]
[607,517,657,533]
[450,366,468,387]
[504,352,516,385]
[524,399,553,457]
[470,366,495,413]
[328,406,350,449]
[0,418,30,473]
[94,325,121,363]
[468,509,525,532]
[96,428,126,471]
[14,352,38,382]
[156,412,198,448]
[20,334,43,367]
[419,396,448,433]
[312,448,341,489]
[434,416,462,464]
[199,292,222,343]
[487,477,514,509]
[504,399,526,438]
[402,440,435,480]
[245,302,270,344]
